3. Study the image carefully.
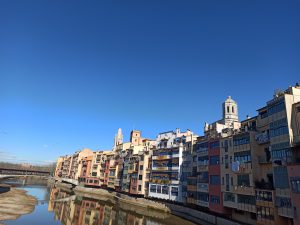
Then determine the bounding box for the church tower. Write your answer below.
[113,128,123,150]
[222,96,239,127]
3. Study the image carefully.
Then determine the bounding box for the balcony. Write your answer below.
[197,183,209,192]
[233,185,255,195]
[223,200,237,209]
[233,162,252,174]
[197,165,208,172]
[149,179,170,184]
[278,207,294,218]
[197,150,208,156]
[151,166,179,171]
[236,202,256,213]
[275,188,291,198]
[255,189,274,207]
[196,200,209,208]
[255,132,270,144]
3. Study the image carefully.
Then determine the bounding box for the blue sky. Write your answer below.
[0,1,299,164]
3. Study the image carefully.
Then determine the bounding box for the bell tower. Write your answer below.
[113,128,123,150]
[222,96,239,127]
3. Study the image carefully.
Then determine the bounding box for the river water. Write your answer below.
[1,182,196,225]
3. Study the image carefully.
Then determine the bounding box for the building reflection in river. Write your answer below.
[48,188,161,225]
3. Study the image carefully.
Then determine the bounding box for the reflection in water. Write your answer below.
[48,188,194,225]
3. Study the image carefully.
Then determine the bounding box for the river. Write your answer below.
[1,181,196,225]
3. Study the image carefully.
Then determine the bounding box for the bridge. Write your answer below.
[0,167,51,178]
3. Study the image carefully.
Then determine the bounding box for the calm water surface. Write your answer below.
[2,183,196,225]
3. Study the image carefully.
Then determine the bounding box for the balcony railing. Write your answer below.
[223,200,237,209]
[255,189,274,207]
[278,207,294,218]
[233,185,255,195]
[255,132,270,144]
[236,202,256,213]
[196,200,209,208]
[197,183,209,192]
[197,150,208,156]
[197,165,208,172]
[233,162,252,174]
[152,166,179,171]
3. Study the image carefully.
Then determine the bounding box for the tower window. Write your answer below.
[232,106,234,113]
[227,106,230,113]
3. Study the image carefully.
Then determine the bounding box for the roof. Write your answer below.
[256,106,268,112]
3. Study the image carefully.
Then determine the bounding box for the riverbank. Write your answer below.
[0,187,37,221]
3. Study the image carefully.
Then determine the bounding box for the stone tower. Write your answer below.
[222,96,239,127]
[130,130,141,146]
[113,128,123,150]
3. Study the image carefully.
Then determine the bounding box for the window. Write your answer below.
[197,192,209,202]
[150,185,156,193]
[209,141,220,149]
[274,166,289,188]
[139,175,143,180]
[193,155,197,162]
[231,177,234,186]
[226,174,230,191]
[224,193,235,202]
[198,172,209,183]
[233,136,250,146]
[232,106,234,113]
[139,165,143,170]
[267,100,285,116]
[170,187,178,196]
[260,110,268,119]
[209,156,219,165]
[237,174,250,186]
[290,178,300,193]
[256,190,273,202]
[237,194,255,205]
[198,156,209,165]
[138,185,142,191]
[276,197,292,208]
[92,172,97,177]
[222,177,224,185]
[257,206,274,221]
[227,106,230,113]
[157,185,162,193]
[234,151,251,163]
[210,175,220,185]
[271,148,292,160]
[269,118,289,138]
[210,195,220,204]
[162,185,169,194]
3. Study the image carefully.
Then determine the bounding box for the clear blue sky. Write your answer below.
[0,1,299,164]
